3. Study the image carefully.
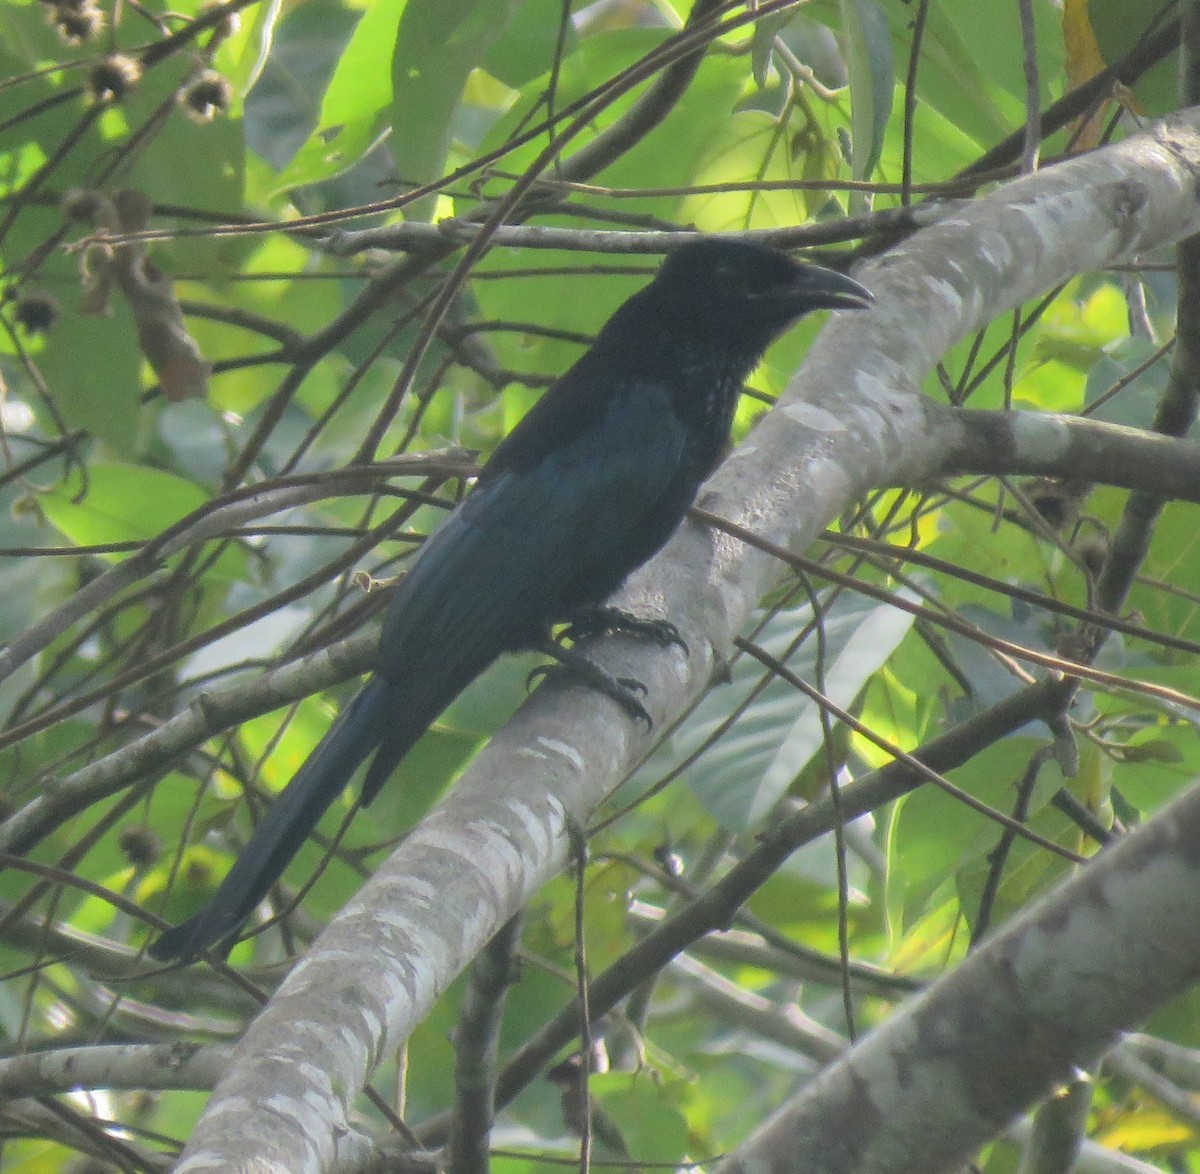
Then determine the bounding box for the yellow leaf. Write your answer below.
[1062,0,1110,150]
[1096,1106,1194,1152]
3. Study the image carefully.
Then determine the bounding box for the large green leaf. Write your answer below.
[34,298,143,455]
[120,66,245,221]
[839,0,893,202]
[40,463,248,592]
[41,462,210,550]
[632,590,918,830]
[1086,0,1177,117]
[243,0,364,171]
[269,0,405,191]
[390,0,519,217]
[484,0,577,88]
[887,736,1063,927]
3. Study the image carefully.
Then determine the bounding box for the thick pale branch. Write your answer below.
[174,110,1200,1172]
[715,779,1200,1174]
[0,1043,233,1097]
[934,408,1200,500]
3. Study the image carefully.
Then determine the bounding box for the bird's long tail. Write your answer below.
[149,676,399,963]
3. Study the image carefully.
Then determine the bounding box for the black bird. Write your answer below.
[149,239,872,963]
[547,1054,630,1157]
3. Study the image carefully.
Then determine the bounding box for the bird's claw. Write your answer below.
[610,682,653,730]
[532,640,654,730]
[567,607,688,654]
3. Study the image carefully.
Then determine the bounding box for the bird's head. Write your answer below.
[650,237,872,354]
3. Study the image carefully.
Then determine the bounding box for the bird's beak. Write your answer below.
[788,264,874,312]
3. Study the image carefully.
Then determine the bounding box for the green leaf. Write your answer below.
[213,0,283,95]
[35,300,143,455]
[750,9,797,89]
[1085,0,1177,117]
[595,1073,691,1162]
[956,800,1077,936]
[242,0,363,171]
[41,463,209,551]
[122,83,245,221]
[867,0,1013,148]
[1084,336,1170,429]
[390,0,518,216]
[838,0,893,199]
[889,737,1063,920]
[1111,726,1200,814]
[632,590,917,831]
[270,0,405,191]
[483,0,576,88]
[684,109,825,228]
[326,0,406,125]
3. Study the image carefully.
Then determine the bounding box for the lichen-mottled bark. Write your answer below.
[175,109,1200,1174]
[716,779,1200,1174]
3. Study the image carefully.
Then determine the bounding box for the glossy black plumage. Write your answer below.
[149,239,872,963]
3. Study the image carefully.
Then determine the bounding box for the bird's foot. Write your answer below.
[567,606,688,654]
[531,639,652,729]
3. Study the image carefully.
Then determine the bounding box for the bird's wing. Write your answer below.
[379,377,691,682]
[362,378,691,803]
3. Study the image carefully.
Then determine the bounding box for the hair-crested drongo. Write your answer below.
[150,238,872,963]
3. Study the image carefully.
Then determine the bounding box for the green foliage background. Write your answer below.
[0,0,1194,1168]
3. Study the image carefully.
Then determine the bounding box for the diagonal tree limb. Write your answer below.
[167,109,1200,1173]
[714,776,1200,1174]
